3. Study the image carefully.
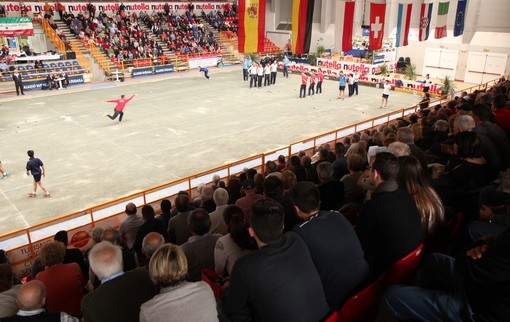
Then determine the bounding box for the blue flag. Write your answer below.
[454,0,467,36]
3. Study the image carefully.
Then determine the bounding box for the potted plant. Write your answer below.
[440,75,455,97]
[316,45,326,57]
[404,64,417,80]
[308,53,318,66]
[379,64,389,76]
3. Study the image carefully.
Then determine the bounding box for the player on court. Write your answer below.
[381,80,392,108]
[103,94,136,123]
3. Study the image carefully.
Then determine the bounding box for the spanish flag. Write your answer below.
[238,0,266,53]
[292,0,315,54]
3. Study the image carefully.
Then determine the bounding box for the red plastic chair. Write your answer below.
[337,274,385,322]
[324,310,338,322]
[384,243,424,287]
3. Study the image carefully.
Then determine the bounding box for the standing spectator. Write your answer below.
[12,70,24,96]
[26,150,50,198]
[222,199,330,322]
[139,244,219,322]
[119,202,143,250]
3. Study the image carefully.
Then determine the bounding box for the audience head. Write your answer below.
[101,227,121,245]
[148,244,187,288]
[397,127,415,144]
[202,185,214,201]
[371,152,399,184]
[262,176,283,200]
[281,170,297,191]
[289,182,320,215]
[265,160,278,174]
[175,194,190,212]
[160,199,171,213]
[54,230,69,246]
[39,241,66,267]
[141,205,155,221]
[455,131,483,159]
[246,168,257,180]
[398,156,426,190]
[125,202,137,216]
[453,114,475,132]
[223,205,257,250]
[471,104,492,123]
[212,174,221,185]
[290,155,300,168]
[387,141,411,157]
[242,179,255,192]
[213,187,229,207]
[91,227,104,243]
[347,153,365,172]
[188,208,211,236]
[142,232,165,259]
[249,199,284,246]
[0,263,14,292]
[16,280,46,311]
[316,161,333,182]
[88,241,123,280]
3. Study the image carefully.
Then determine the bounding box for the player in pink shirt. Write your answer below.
[299,73,308,99]
[103,94,136,123]
[316,68,324,94]
[308,72,316,96]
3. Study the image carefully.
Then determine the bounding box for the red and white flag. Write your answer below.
[369,3,386,50]
[435,1,449,39]
[340,0,355,52]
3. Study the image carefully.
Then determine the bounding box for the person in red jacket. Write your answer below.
[103,94,136,123]
[299,73,308,99]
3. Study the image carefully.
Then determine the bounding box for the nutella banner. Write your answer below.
[317,58,395,75]
[1,2,229,15]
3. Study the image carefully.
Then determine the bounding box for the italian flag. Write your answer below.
[0,17,34,36]
[435,1,449,39]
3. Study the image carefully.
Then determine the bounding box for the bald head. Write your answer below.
[125,203,137,215]
[17,280,46,311]
[142,232,165,259]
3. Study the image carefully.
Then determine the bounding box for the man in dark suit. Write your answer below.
[356,152,422,274]
[133,205,169,258]
[222,199,330,322]
[291,181,371,310]
[12,71,24,95]
[81,241,156,322]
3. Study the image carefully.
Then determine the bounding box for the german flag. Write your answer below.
[238,0,266,53]
[292,0,315,54]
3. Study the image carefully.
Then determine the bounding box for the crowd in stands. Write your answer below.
[1,78,510,320]
[201,6,238,34]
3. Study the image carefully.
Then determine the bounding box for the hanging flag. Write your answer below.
[435,1,449,39]
[419,2,433,41]
[341,1,355,52]
[369,3,386,51]
[292,0,315,54]
[395,3,412,47]
[454,0,467,36]
[238,0,266,53]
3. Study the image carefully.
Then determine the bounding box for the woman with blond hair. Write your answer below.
[398,156,444,237]
[140,244,218,322]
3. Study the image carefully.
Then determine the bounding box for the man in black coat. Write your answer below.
[12,71,24,95]
[291,181,371,309]
[222,199,330,322]
[133,205,169,258]
[356,152,422,274]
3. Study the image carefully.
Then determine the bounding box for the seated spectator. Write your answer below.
[290,182,371,309]
[341,153,367,205]
[133,205,169,258]
[214,205,257,276]
[141,232,165,264]
[140,244,219,322]
[45,73,56,90]
[332,142,349,181]
[356,152,422,274]
[35,241,84,317]
[384,230,510,321]
[119,202,143,250]
[81,241,157,322]
[181,209,221,282]
[235,179,264,223]
[157,199,172,231]
[317,162,345,211]
[492,94,510,134]
[222,199,330,321]
[2,280,79,322]
[168,195,193,245]
[54,230,88,278]
[101,227,137,272]
[0,264,21,318]
[262,175,301,232]
[209,188,229,235]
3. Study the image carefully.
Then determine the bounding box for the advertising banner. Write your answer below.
[0,16,34,36]
[154,64,175,74]
[131,64,175,77]
[21,74,84,90]
[188,55,221,69]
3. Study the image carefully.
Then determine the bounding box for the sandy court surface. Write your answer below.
[0,67,427,235]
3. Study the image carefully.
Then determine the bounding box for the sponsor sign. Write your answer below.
[154,64,174,74]
[0,16,34,36]
[187,55,221,69]
[21,74,84,90]
[131,66,153,77]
